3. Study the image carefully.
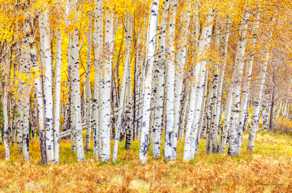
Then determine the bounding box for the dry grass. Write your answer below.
[0,131,292,193]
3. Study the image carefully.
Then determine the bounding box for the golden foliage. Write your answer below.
[0,132,292,192]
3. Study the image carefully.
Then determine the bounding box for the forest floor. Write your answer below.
[0,131,292,193]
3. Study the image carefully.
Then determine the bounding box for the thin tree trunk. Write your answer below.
[139,0,159,164]
[53,31,62,162]
[173,0,191,158]
[93,0,103,156]
[19,17,33,161]
[184,9,215,161]
[238,11,260,142]
[39,10,55,162]
[248,51,270,151]
[99,9,114,162]
[165,0,178,161]
[85,16,92,151]
[70,28,85,161]
[113,15,132,161]
[228,10,249,156]
[2,47,10,160]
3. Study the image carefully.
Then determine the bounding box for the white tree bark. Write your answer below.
[165,0,178,161]
[53,31,62,162]
[248,51,270,151]
[238,11,260,146]
[207,21,222,153]
[151,0,169,160]
[69,28,85,161]
[217,17,231,153]
[85,16,92,151]
[139,0,159,164]
[99,9,114,162]
[228,11,249,156]
[93,0,103,156]
[39,10,55,162]
[113,15,132,162]
[173,0,191,157]
[31,41,47,163]
[184,9,215,161]
[2,47,10,160]
[19,17,32,161]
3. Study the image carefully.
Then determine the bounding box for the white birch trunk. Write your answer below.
[151,0,169,159]
[2,47,10,160]
[139,0,159,164]
[93,0,103,156]
[85,16,92,151]
[207,21,222,153]
[165,0,178,161]
[99,9,114,162]
[31,42,47,163]
[173,0,191,156]
[228,11,249,156]
[53,32,62,162]
[70,28,85,161]
[19,18,32,161]
[238,11,260,146]
[39,11,55,162]
[113,15,132,162]
[248,51,270,151]
[184,9,215,160]
[217,17,231,153]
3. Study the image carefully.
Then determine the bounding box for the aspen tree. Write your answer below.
[173,0,191,157]
[67,0,85,161]
[184,9,215,161]
[31,42,47,163]
[2,46,10,160]
[99,9,114,162]
[228,10,249,156]
[139,0,159,164]
[248,28,273,151]
[207,20,222,153]
[19,17,32,161]
[53,32,62,162]
[93,0,103,156]
[85,16,92,151]
[151,0,169,159]
[238,11,260,144]
[39,10,55,162]
[165,0,178,160]
[113,15,132,161]
[217,17,231,152]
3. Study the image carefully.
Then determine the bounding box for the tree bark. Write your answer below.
[139,0,159,164]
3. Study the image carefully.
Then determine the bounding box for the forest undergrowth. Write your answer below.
[0,131,291,193]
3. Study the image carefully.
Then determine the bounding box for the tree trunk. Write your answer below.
[248,51,270,151]
[238,11,260,142]
[19,17,33,161]
[93,0,103,156]
[139,0,159,164]
[113,15,132,161]
[2,47,10,160]
[39,11,55,162]
[99,9,114,162]
[53,31,62,162]
[85,16,92,151]
[228,11,249,156]
[165,0,178,161]
[184,9,215,161]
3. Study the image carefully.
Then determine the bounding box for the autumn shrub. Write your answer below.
[274,116,292,133]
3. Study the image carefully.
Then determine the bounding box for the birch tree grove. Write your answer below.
[0,0,291,166]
